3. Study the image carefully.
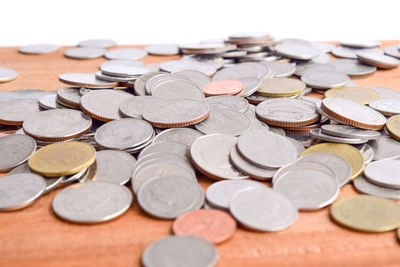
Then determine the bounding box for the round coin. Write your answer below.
[64,47,106,59]
[274,43,318,60]
[257,77,305,97]
[339,40,381,48]
[321,124,380,140]
[370,136,400,161]
[119,96,165,119]
[59,73,117,89]
[309,128,368,144]
[328,59,376,76]
[95,150,136,185]
[386,115,400,141]
[173,69,212,89]
[152,79,204,100]
[354,175,400,199]
[160,60,217,76]
[0,67,18,83]
[138,141,188,160]
[18,44,60,54]
[369,99,400,116]
[152,128,203,146]
[357,50,400,69]
[0,134,37,172]
[325,87,379,105]
[295,62,336,76]
[261,61,296,78]
[100,64,148,77]
[384,45,400,59]
[367,86,400,100]
[204,95,249,113]
[56,87,81,108]
[364,159,400,189]
[0,99,40,125]
[301,71,350,89]
[145,44,179,55]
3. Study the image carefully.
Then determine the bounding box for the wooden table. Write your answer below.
[1,41,400,267]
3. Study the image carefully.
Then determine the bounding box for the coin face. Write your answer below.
[364,159,400,189]
[18,44,60,54]
[261,61,296,78]
[328,59,376,76]
[152,80,204,100]
[257,77,305,97]
[77,39,116,48]
[301,70,350,89]
[173,69,212,90]
[340,40,381,48]
[0,134,37,172]
[239,77,261,97]
[100,64,148,77]
[325,87,379,105]
[119,96,164,119]
[386,115,400,141]
[295,62,336,76]
[367,86,400,99]
[59,73,118,88]
[204,95,249,113]
[138,141,188,160]
[0,67,18,83]
[39,94,64,110]
[369,99,400,116]
[95,150,136,185]
[105,48,147,60]
[52,181,132,223]
[354,175,400,199]
[203,80,244,96]
[370,136,400,161]
[330,195,400,232]
[152,128,203,146]
[384,45,400,59]
[320,124,380,140]
[64,47,106,59]
[0,99,40,125]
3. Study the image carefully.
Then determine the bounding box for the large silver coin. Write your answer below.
[261,61,296,78]
[310,129,368,144]
[367,86,400,99]
[64,47,106,59]
[190,133,248,180]
[134,71,165,96]
[0,134,36,172]
[160,60,217,76]
[145,44,179,55]
[77,39,116,48]
[370,136,400,161]
[0,173,45,211]
[353,175,400,199]
[204,95,249,113]
[274,43,318,60]
[384,45,400,59]
[369,99,400,116]
[96,150,136,185]
[146,73,188,95]
[230,187,297,231]
[39,94,65,110]
[301,71,350,89]
[22,109,92,141]
[18,44,60,54]
[137,175,204,219]
[357,50,400,69]
[173,69,212,90]
[119,96,164,119]
[237,131,297,168]
[141,235,217,267]
[152,128,203,146]
[138,141,188,160]
[52,181,132,223]
[364,159,400,189]
[56,87,81,108]
[0,99,40,125]
[151,80,204,100]
[135,153,192,171]
[95,118,154,150]
[294,63,336,76]
[321,124,380,140]
[100,64,148,77]
[0,67,18,83]
[339,40,381,48]
[239,77,261,97]
[58,73,117,89]
[100,59,144,69]
[104,48,147,60]
[194,109,250,136]
[328,59,376,76]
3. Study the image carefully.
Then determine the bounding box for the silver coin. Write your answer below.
[135,153,192,171]
[39,93,65,110]
[160,60,217,76]
[204,95,249,113]
[340,40,381,48]
[60,167,89,184]
[370,136,400,161]
[0,67,18,83]
[384,45,400,59]
[364,159,400,189]
[95,118,154,150]
[239,77,261,97]
[138,141,188,160]
[105,48,147,60]
[237,131,297,169]
[248,117,269,132]
[0,134,36,172]
[286,137,305,156]
[180,54,224,70]
[369,99,400,116]
[328,59,376,76]
[95,71,136,83]
[244,104,256,118]
[64,47,106,59]
[146,73,188,95]
[230,187,297,231]
[206,179,266,210]
[353,175,400,199]
[190,133,248,180]
[77,39,116,48]
[145,63,161,72]
[134,71,165,96]
[367,86,400,99]
[321,124,380,140]
[18,44,60,54]
[357,50,400,69]
[56,87,81,108]
[213,64,270,81]
[137,175,204,219]
[310,128,368,144]
[354,143,375,164]
[23,109,92,141]
[275,43,318,60]
[152,80,204,100]
[58,73,117,89]
[0,99,40,125]
[0,173,45,211]
[273,161,339,210]
[311,42,336,53]
[294,62,336,77]
[80,90,133,121]
[142,235,217,267]
[173,69,212,89]
[301,70,349,89]
[95,150,136,185]
[152,128,203,146]
[52,181,132,223]
[332,46,382,59]
[145,44,179,55]
[142,99,210,128]
[100,64,148,77]
[119,96,164,119]
[261,61,296,78]
[279,38,312,47]
[100,59,144,69]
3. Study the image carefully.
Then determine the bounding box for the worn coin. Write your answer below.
[95,150,136,185]
[357,50,400,69]
[0,99,40,125]
[152,128,203,146]
[310,129,368,144]
[19,44,60,54]
[56,87,81,108]
[321,124,380,140]
[59,73,118,88]
[0,134,37,172]
[0,67,18,83]
[64,47,106,59]
[369,99,400,116]
[328,59,376,76]
[301,71,350,89]
[364,159,400,189]
[77,39,116,48]
[257,77,305,97]
[39,94,64,110]
[370,136,400,161]
[105,48,147,60]
[354,175,400,199]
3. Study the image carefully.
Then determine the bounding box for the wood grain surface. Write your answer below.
[1,41,400,267]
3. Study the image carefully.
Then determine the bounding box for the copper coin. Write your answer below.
[172,209,237,244]
[203,80,244,96]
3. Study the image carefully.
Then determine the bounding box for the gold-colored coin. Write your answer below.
[28,141,96,177]
[257,77,305,97]
[331,195,400,232]
[300,143,364,180]
[324,87,379,105]
[386,115,400,141]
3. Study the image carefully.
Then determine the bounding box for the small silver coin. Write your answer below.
[321,124,381,140]
[384,45,400,59]
[261,61,296,78]
[160,60,217,76]
[173,69,212,90]
[230,187,297,231]
[369,136,400,161]
[357,50,400,69]
[39,94,65,110]
[151,80,204,101]
[137,175,204,219]
[367,86,400,99]
[96,150,136,185]
[364,159,400,189]
[239,77,261,97]
[119,96,164,119]
[328,59,376,76]
[100,64,148,77]
[18,44,60,54]
[145,44,179,55]
[294,63,336,76]
[369,99,400,116]
[134,71,166,96]
[64,47,106,59]
[105,48,147,60]
[354,143,375,164]
[301,70,350,89]
[332,46,382,59]
[339,40,381,48]
[141,235,217,267]
[0,173,45,211]
[204,95,249,113]
[353,175,400,199]
[0,99,40,125]
[274,43,318,60]
[77,39,116,48]
[138,141,188,160]
[58,73,117,89]
[152,128,203,146]
[52,181,132,223]
[0,67,18,83]
[0,134,36,172]
[57,87,81,108]
[310,129,368,144]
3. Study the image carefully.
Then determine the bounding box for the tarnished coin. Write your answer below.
[204,95,249,113]
[340,40,381,48]
[137,175,204,219]
[152,128,203,146]
[95,150,136,185]
[190,133,248,180]
[119,96,164,119]
[274,43,318,60]
[384,45,400,59]
[367,86,400,100]
[105,48,147,60]
[331,195,400,232]
[64,47,106,59]
[0,134,37,172]
[321,124,380,140]
[370,136,400,161]
[0,173,45,211]
[301,71,350,89]
[328,59,376,76]
[59,73,118,89]
[18,44,60,54]
[261,61,296,78]
[364,159,400,189]
[77,39,116,48]
[310,129,368,144]
[230,187,298,231]
[80,90,132,121]
[354,175,400,199]
[357,50,400,69]
[203,80,244,96]
[145,44,179,55]
[160,60,217,76]
[152,79,204,100]
[52,181,132,223]
[138,141,188,160]
[194,109,250,136]
[173,69,212,89]
[0,67,18,83]
[141,235,217,267]
[0,99,40,125]
[386,115,400,141]
[257,77,305,97]
[369,99,400,116]
[295,63,336,76]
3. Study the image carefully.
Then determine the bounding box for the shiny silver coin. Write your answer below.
[346,80,358,87]
[0,67,18,83]
[58,73,117,89]
[142,235,217,267]
[160,60,217,76]
[261,61,296,78]
[339,40,381,48]
[52,181,132,223]
[310,128,368,144]
[135,153,192,171]
[77,39,116,48]
[239,52,269,60]
[95,118,154,150]
[0,134,36,172]
[137,175,204,219]
[96,150,136,185]
[100,64,148,77]
[367,86,400,99]
[194,109,250,136]
[0,99,40,125]
[294,63,336,77]
[95,71,136,83]
[56,87,81,108]
[269,127,285,136]
[190,133,248,180]
[355,143,375,164]
[239,77,261,97]
[80,90,133,121]
[370,136,400,161]
[134,71,166,96]
[357,50,400,69]
[0,173,45,211]
[64,47,106,59]
[274,43,318,60]
[364,159,400,189]
[100,59,144,69]
[369,99,400,116]
[119,96,164,119]
[328,59,376,76]
[237,131,297,169]
[204,95,249,113]
[152,79,204,100]
[39,93,65,110]
[138,141,188,160]
[310,53,330,64]
[321,124,380,140]
[105,48,147,60]
[301,70,349,89]
[311,42,336,53]
[230,187,297,231]
[152,128,203,146]
[353,175,400,199]
[384,45,400,59]
[179,42,236,54]
[18,44,60,54]
[145,44,179,55]
[332,46,382,59]
[173,69,212,90]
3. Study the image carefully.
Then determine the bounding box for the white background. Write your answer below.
[1,0,399,46]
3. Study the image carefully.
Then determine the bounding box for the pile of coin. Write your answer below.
[1,33,400,266]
